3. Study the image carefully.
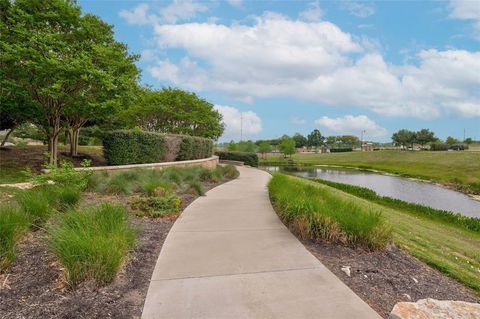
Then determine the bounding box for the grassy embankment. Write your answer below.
[262,150,480,194]
[269,174,480,293]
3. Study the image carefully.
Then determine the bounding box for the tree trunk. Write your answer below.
[1,127,15,147]
[69,127,80,157]
[47,115,61,166]
[69,129,75,156]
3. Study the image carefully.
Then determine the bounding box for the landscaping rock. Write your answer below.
[341,266,351,277]
[389,298,480,319]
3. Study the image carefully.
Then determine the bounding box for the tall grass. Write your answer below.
[268,174,392,250]
[16,187,53,229]
[89,165,238,196]
[313,179,480,233]
[49,204,136,286]
[0,205,29,271]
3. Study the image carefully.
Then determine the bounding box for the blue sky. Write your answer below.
[79,0,480,142]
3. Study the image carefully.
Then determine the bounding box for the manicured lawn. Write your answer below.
[262,150,480,194]
[270,174,480,293]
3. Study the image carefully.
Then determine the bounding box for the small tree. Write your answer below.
[279,138,296,158]
[227,141,238,151]
[464,138,473,145]
[446,136,460,145]
[258,142,272,159]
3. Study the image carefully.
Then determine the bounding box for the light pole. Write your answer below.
[240,113,243,142]
[360,130,366,151]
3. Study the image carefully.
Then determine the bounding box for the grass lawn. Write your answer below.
[273,175,480,293]
[262,150,480,194]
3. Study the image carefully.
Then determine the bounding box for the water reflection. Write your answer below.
[262,166,480,218]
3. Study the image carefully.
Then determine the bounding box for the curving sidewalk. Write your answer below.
[142,166,381,319]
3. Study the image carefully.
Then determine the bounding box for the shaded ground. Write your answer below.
[303,240,480,318]
[0,145,106,183]
[0,180,229,319]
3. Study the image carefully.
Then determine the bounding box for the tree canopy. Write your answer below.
[307,129,324,148]
[124,87,224,140]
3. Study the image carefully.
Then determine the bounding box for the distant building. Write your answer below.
[362,143,373,151]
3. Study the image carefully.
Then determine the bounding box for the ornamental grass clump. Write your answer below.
[0,205,29,271]
[49,204,135,287]
[268,174,391,250]
[16,186,53,229]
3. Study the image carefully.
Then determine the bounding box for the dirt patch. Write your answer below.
[0,145,106,173]
[303,240,480,318]
[0,179,233,319]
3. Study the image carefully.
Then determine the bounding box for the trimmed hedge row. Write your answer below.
[430,143,469,151]
[102,130,213,165]
[330,147,353,153]
[215,151,258,167]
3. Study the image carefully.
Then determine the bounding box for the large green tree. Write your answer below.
[392,129,416,149]
[292,133,308,148]
[415,129,437,148]
[307,129,325,149]
[124,87,224,140]
[0,0,139,164]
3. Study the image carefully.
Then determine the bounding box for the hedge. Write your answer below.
[103,130,214,165]
[330,147,353,153]
[215,151,258,167]
[430,143,449,151]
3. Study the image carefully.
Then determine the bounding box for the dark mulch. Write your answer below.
[0,179,233,319]
[303,240,480,318]
[0,145,106,173]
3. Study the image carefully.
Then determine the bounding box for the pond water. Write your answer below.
[261,165,480,218]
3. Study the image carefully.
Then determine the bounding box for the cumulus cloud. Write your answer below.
[119,1,207,25]
[227,0,243,9]
[214,105,262,140]
[448,0,480,27]
[315,115,387,137]
[341,1,375,18]
[299,1,324,22]
[146,12,480,119]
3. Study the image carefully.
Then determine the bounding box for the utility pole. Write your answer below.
[463,128,466,142]
[240,113,243,142]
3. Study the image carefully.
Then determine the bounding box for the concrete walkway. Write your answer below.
[142,166,381,319]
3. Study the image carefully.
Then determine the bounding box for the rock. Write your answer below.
[402,293,411,301]
[411,276,418,284]
[389,298,480,319]
[341,266,351,277]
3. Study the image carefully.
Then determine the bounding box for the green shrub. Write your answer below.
[176,135,214,161]
[0,205,29,271]
[216,164,239,179]
[430,143,449,151]
[329,147,353,153]
[130,195,182,217]
[33,160,93,191]
[215,151,259,167]
[49,204,136,286]
[16,187,53,229]
[102,130,166,165]
[187,180,205,196]
[268,174,391,250]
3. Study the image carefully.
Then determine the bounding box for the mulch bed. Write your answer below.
[0,180,229,319]
[0,145,106,173]
[303,240,480,318]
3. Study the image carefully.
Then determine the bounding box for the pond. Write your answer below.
[261,165,480,218]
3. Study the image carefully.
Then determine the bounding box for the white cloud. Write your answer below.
[448,0,480,36]
[214,105,262,140]
[315,115,387,137]
[119,4,158,25]
[227,0,243,9]
[290,116,308,125]
[341,1,375,18]
[299,1,324,22]
[143,12,479,119]
[119,1,208,25]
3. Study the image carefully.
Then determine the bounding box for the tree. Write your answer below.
[307,129,324,149]
[258,142,272,159]
[337,135,360,147]
[124,87,224,139]
[325,136,337,146]
[227,140,238,151]
[415,129,437,148]
[0,0,139,164]
[279,138,296,158]
[464,137,473,145]
[445,136,460,145]
[392,129,416,149]
[292,133,307,148]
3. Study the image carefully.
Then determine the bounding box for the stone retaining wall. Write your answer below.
[43,156,219,173]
